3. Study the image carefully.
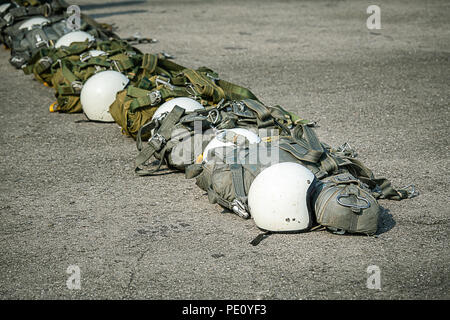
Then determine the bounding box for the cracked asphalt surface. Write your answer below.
[0,0,449,299]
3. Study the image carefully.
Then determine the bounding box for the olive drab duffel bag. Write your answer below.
[191,146,383,233]
[20,38,142,113]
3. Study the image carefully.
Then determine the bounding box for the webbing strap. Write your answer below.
[301,124,324,153]
[217,79,258,101]
[230,164,246,199]
[182,69,225,103]
[53,40,93,59]
[33,56,53,75]
[60,61,77,84]
[110,53,135,72]
[291,125,341,174]
[134,106,185,176]
[359,177,411,200]
[278,142,323,164]
[241,99,271,121]
[77,57,111,69]
[141,53,158,74]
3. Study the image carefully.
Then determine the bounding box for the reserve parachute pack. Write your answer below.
[313,173,381,235]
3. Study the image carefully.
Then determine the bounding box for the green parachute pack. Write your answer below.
[109,57,265,141]
[190,124,415,236]
[24,38,144,113]
[1,0,118,68]
[132,98,310,176]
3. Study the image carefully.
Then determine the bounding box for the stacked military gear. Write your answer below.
[1,0,118,68]
[0,1,67,47]
[109,60,263,141]
[133,98,303,177]
[24,37,138,85]
[190,124,414,236]
[0,0,417,242]
[30,38,142,113]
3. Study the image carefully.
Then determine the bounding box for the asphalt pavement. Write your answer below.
[0,0,448,299]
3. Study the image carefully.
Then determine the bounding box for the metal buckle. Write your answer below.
[34,34,48,48]
[3,13,13,26]
[401,184,419,199]
[38,56,53,68]
[111,60,121,72]
[160,52,175,59]
[207,109,220,125]
[336,194,371,210]
[206,72,220,82]
[43,3,52,17]
[94,65,104,73]
[149,132,166,145]
[71,81,83,93]
[336,142,357,157]
[185,84,198,98]
[231,199,249,219]
[79,52,92,63]
[10,56,24,64]
[148,91,162,106]
[234,101,246,112]
[155,77,174,90]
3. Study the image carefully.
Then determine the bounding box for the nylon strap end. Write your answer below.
[250,231,272,246]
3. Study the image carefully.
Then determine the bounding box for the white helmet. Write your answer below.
[80,70,129,122]
[19,17,50,30]
[202,128,261,163]
[151,97,204,121]
[55,31,95,48]
[248,162,315,232]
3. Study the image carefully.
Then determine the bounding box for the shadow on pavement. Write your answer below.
[79,1,147,11]
[89,10,148,19]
